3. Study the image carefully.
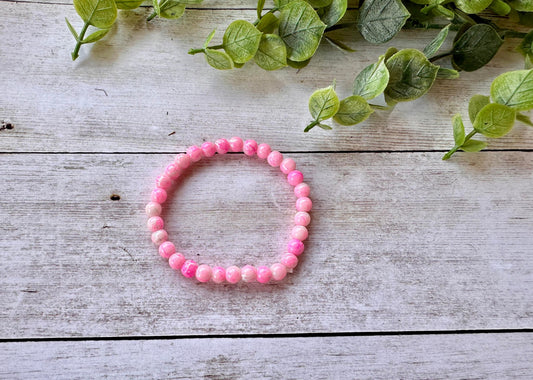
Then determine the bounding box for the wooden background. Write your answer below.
[1,0,532,378]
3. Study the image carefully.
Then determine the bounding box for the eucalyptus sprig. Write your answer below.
[443,69,533,159]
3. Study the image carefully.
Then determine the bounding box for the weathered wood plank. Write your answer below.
[1,3,532,152]
[0,152,531,337]
[1,334,532,379]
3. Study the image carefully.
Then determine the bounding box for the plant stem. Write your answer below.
[189,44,223,55]
[442,130,477,160]
[304,120,319,132]
[325,22,357,33]
[147,11,158,21]
[71,21,90,61]
[429,50,453,63]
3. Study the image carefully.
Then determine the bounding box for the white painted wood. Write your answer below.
[1,3,532,153]
[1,334,532,379]
[1,152,531,337]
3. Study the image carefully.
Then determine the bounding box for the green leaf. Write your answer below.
[489,0,511,15]
[317,123,333,130]
[473,103,516,138]
[516,30,533,57]
[384,48,439,102]
[205,48,234,70]
[257,0,266,19]
[204,29,216,49]
[115,0,143,10]
[279,0,326,62]
[333,95,374,125]
[306,0,332,7]
[65,18,79,40]
[158,1,186,19]
[490,69,533,111]
[275,0,294,7]
[309,84,340,121]
[73,0,117,29]
[81,28,110,43]
[223,20,262,64]
[509,0,533,11]
[357,0,410,44]
[468,95,490,124]
[256,13,279,34]
[452,24,503,72]
[452,113,465,146]
[516,112,533,126]
[384,47,398,61]
[287,58,311,69]
[353,55,390,100]
[460,139,488,152]
[436,67,459,79]
[254,34,287,70]
[435,4,455,19]
[526,55,533,70]
[423,24,450,58]
[454,0,492,13]
[325,36,355,52]
[318,0,347,28]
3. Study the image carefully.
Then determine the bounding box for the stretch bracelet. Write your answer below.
[145,137,312,284]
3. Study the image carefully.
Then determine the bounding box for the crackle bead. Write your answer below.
[291,225,308,241]
[201,142,217,157]
[158,241,176,259]
[151,229,168,246]
[168,252,185,270]
[243,139,258,156]
[280,253,298,269]
[145,202,162,217]
[294,211,311,226]
[151,188,167,204]
[256,266,273,284]
[287,170,303,186]
[296,197,312,212]
[229,137,244,152]
[271,263,287,281]
[287,238,305,256]
[156,174,173,190]
[175,154,191,169]
[225,266,241,284]
[187,145,203,162]
[241,265,257,283]
[165,163,182,180]
[215,138,230,154]
[212,266,226,284]
[181,259,198,278]
[294,182,310,198]
[147,216,164,232]
[196,264,213,283]
[267,151,283,167]
[257,143,271,159]
[280,158,296,174]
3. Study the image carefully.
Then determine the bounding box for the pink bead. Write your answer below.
[175,154,191,169]
[187,145,203,162]
[145,202,162,217]
[181,259,198,278]
[201,142,216,157]
[280,253,298,269]
[169,252,185,269]
[147,216,164,232]
[271,263,287,281]
[257,143,271,159]
[296,197,312,212]
[287,170,303,186]
[294,211,311,226]
[243,139,258,156]
[212,266,226,284]
[225,266,241,284]
[287,238,305,256]
[151,229,168,246]
[151,188,167,204]
[256,266,272,284]
[195,264,213,283]
[156,174,173,190]
[159,241,176,259]
[229,137,243,152]
[215,138,230,154]
[280,158,296,174]
[267,151,283,167]
[294,183,310,198]
[241,265,257,283]
[165,163,182,180]
[291,225,308,241]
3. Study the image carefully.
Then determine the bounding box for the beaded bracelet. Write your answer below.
[145,137,312,284]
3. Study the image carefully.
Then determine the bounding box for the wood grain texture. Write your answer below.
[1,3,532,153]
[1,152,531,338]
[1,334,532,379]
